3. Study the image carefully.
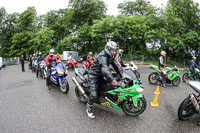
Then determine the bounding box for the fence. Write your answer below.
[2,57,20,66]
[123,54,191,68]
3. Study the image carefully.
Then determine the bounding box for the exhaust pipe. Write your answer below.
[189,94,200,113]
[72,77,88,99]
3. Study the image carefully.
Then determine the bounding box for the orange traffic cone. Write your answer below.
[151,95,159,107]
[154,86,160,95]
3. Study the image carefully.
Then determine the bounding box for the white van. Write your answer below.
[63,51,79,60]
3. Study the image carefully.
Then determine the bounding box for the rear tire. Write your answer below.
[134,70,140,78]
[178,97,195,121]
[148,72,159,84]
[75,85,88,103]
[121,97,146,116]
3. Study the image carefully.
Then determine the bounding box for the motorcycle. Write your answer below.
[178,81,200,121]
[48,62,69,93]
[32,59,38,73]
[72,67,147,116]
[124,61,140,78]
[148,64,181,86]
[66,59,77,70]
[82,60,93,70]
[182,68,200,82]
[36,60,47,79]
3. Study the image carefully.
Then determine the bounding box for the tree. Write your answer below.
[118,0,156,16]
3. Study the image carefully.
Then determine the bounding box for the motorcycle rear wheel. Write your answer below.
[122,97,146,116]
[75,85,88,103]
[178,97,195,121]
[134,70,140,78]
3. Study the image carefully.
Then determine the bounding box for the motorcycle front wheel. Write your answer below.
[59,79,69,93]
[178,97,195,121]
[121,97,147,116]
[148,72,159,84]
[172,76,181,86]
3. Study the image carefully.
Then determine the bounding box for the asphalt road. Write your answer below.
[0,63,199,133]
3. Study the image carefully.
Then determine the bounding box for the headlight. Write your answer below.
[51,70,56,74]
[136,88,144,93]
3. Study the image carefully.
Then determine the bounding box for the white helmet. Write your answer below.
[105,41,119,58]
[193,56,197,60]
[89,52,92,55]
[49,49,55,56]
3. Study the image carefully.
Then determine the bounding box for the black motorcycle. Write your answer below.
[178,81,200,120]
[36,60,47,79]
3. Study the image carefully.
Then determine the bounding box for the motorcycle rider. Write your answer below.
[86,41,123,119]
[36,52,44,78]
[87,52,93,61]
[67,53,73,60]
[45,49,58,88]
[158,51,167,88]
[29,54,33,69]
[56,53,61,60]
[116,49,126,68]
[189,56,200,80]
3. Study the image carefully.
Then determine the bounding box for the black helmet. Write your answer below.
[105,41,119,58]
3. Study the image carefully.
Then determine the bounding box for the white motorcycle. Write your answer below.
[123,61,140,78]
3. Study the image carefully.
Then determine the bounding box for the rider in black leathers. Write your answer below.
[36,52,44,78]
[86,41,123,119]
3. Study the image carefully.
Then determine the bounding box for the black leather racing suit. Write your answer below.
[87,50,123,105]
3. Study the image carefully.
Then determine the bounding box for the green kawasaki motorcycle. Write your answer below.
[72,68,146,116]
[182,68,200,82]
[148,64,181,86]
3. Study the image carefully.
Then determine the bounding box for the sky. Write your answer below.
[0,0,199,16]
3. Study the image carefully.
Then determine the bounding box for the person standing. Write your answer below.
[158,51,167,88]
[20,55,25,72]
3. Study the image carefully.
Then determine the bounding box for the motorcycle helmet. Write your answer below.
[105,41,119,58]
[161,51,166,56]
[49,49,55,56]
[193,56,197,60]
[119,49,123,55]
[89,52,92,55]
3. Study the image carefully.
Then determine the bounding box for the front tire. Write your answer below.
[60,79,69,93]
[172,76,181,86]
[182,73,189,82]
[178,97,195,121]
[121,97,147,116]
[148,72,159,84]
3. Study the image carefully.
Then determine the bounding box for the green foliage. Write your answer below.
[1,0,200,62]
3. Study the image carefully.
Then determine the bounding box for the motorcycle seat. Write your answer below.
[188,81,200,93]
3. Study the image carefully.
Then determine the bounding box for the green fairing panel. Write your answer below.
[110,103,121,109]
[150,64,161,72]
[165,67,172,71]
[75,68,79,75]
[195,68,200,72]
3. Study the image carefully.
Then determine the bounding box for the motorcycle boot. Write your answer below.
[86,103,95,119]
